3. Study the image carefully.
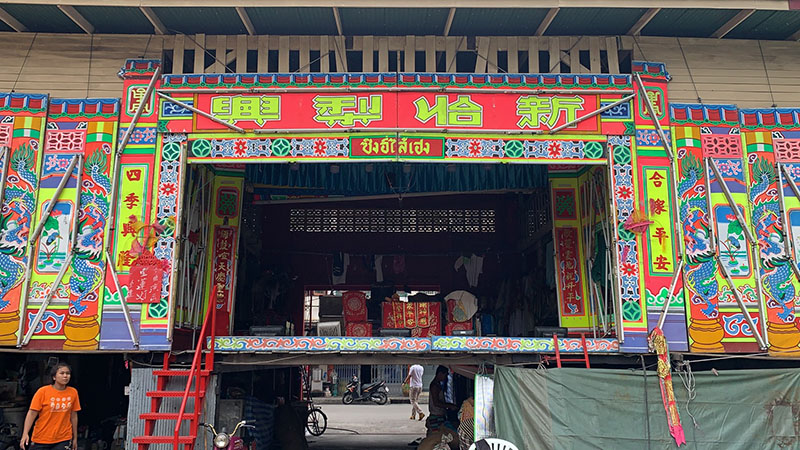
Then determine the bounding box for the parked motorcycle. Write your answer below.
[199,420,255,449]
[342,376,389,405]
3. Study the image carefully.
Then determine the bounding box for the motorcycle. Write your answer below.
[199,420,255,450]
[341,376,389,405]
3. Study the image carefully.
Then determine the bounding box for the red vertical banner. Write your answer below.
[211,226,236,336]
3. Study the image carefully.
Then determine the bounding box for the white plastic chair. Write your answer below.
[468,438,520,450]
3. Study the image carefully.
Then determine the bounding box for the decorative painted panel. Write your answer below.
[23,99,119,350]
[211,336,620,354]
[202,173,245,337]
[0,93,48,346]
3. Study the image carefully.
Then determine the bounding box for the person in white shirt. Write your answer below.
[404,364,425,420]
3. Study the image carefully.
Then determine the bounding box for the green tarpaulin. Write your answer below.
[494,366,800,449]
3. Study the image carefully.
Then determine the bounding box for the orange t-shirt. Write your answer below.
[29,385,81,444]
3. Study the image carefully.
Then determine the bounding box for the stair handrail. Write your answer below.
[173,284,218,448]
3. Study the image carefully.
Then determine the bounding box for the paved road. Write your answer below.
[308,403,427,449]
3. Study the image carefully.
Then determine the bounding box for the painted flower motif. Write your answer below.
[617,186,633,199]
[621,263,637,276]
[547,141,562,158]
[468,140,482,156]
[160,182,177,196]
[314,139,327,156]
[233,139,248,157]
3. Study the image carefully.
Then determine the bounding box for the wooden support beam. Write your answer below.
[443,7,456,36]
[235,7,256,36]
[0,7,26,32]
[711,9,755,38]
[58,5,94,34]
[627,8,659,35]
[333,7,343,36]
[535,8,559,36]
[173,34,185,74]
[139,6,167,35]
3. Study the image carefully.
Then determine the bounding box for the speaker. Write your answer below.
[534,326,568,338]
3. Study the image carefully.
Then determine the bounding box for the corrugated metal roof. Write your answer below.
[726,10,800,40]
[642,8,740,38]
[0,5,797,40]
[339,7,449,36]
[449,8,549,36]
[245,7,337,35]
[152,7,246,35]
[2,4,82,33]
[546,8,648,36]
[74,6,155,35]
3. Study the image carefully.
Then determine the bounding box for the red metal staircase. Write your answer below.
[133,290,218,449]
[542,333,591,368]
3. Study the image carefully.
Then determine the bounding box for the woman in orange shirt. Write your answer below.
[19,363,81,450]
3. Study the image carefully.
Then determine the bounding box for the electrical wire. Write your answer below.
[677,38,702,103]
[758,40,777,107]
[12,33,36,93]
[676,361,700,430]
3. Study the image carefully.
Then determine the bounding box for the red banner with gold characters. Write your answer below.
[193,92,601,133]
[211,226,237,336]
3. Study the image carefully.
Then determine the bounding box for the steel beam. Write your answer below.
[157,92,245,133]
[58,5,94,34]
[0,147,10,215]
[549,94,634,134]
[139,6,167,35]
[535,8,559,36]
[656,259,684,330]
[627,8,660,35]
[0,6,26,32]
[235,7,256,36]
[443,7,456,36]
[711,9,755,39]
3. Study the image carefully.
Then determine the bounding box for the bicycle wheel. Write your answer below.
[306,407,328,436]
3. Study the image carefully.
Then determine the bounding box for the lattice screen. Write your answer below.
[289,208,496,233]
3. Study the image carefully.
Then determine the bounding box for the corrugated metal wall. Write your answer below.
[127,368,218,450]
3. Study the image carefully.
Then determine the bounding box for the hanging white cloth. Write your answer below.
[454,254,484,287]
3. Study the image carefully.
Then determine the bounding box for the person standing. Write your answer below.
[425,365,457,435]
[404,364,425,421]
[20,362,81,450]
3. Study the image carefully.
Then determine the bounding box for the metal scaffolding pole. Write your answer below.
[21,156,84,347]
[708,158,769,346]
[105,251,139,347]
[16,155,81,347]
[776,163,800,281]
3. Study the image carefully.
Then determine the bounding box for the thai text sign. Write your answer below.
[351,137,444,158]
[193,92,600,133]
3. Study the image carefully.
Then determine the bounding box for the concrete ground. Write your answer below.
[307,403,428,449]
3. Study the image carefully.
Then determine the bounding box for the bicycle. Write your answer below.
[299,366,328,437]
